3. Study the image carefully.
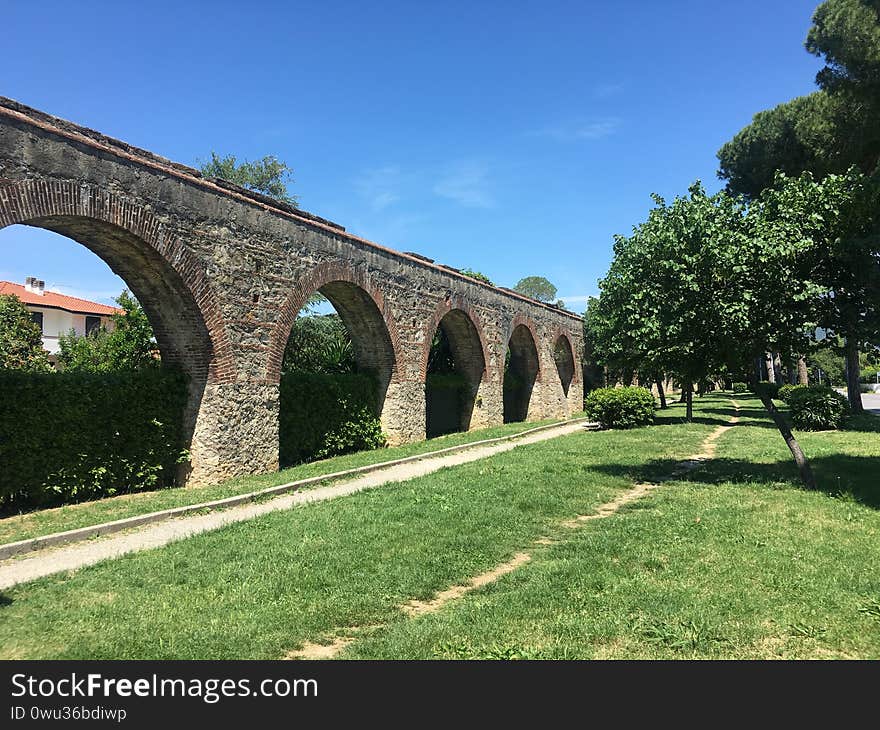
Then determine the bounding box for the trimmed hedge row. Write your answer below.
[732,382,748,393]
[0,368,189,513]
[585,386,656,429]
[279,372,386,466]
[787,385,849,431]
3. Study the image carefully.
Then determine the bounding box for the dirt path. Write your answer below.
[0,420,591,591]
[286,401,740,660]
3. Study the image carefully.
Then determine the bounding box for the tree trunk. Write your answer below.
[773,353,784,385]
[684,381,693,422]
[656,377,667,409]
[757,392,817,490]
[797,356,809,385]
[845,340,864,413]
[764,352,775,384]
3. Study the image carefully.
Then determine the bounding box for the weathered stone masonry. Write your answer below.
[0,98,583,487]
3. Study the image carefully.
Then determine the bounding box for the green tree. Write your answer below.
[718,1,880,198]
[513,276,558,302]
[594,183,751,422]
[282,313,355,374]
[459,268,494,285]
[0,294,50,371]
[199,152,298,206]
[57,291,157,372]
[751,169,880,411]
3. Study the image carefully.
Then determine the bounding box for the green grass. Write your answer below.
[0,415,582,546]
[0,401,712,659]
[342,394,880,660]
[3,393,876,660]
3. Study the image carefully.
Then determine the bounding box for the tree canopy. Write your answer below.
[57,291,157,372]
[199,152,298,206]
[459,268,494,285]
[0,294,50,371]
[513,276,558,302]
[717,0,880,198]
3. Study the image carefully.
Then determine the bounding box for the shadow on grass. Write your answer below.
[0,594,12,607]
[843,414,880,433]
[583,454,880,510]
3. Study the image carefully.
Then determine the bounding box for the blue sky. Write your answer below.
[1,0,825,309]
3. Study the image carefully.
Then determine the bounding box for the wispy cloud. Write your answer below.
[354,165,404,211]
[558,294,596,311]
[433,161,493,208]
[529,118,621,142]
[50,283,124,305]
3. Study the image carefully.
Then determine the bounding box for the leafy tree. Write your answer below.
[594,183,750,421]
[57,291,157,372]
[459,268,494,285]
[282,314,356,374]
[717,92,843,199]
[750,169,880,411]
[0,294,50,371]
[513,276,558,302]
[718,1,880,198]
[199,152,298,206]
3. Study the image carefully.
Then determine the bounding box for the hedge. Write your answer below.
[585,386,656,429]
[279,372,386,466]
[787,385,849,431]
[778,384,807,403]
[732,382,748,394]
[0,368,189,513]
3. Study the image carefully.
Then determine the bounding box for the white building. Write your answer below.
[0,277,118,357]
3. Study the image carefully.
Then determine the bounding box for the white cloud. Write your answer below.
[354,166,404,211]
[433,161,493,208]
[529,118,621,142]
[558,294,596,310]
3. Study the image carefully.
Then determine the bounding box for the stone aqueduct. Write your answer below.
[0,98,583,487]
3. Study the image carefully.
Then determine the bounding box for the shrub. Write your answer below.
[787,385,849,431]
[754,380,780,400]
[778,384,808,403]
[0,368,189,513]
[279,372,386,466]
[584,386,656,429]
[732,382,748,393]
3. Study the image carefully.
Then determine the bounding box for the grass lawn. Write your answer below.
[2,393,877,660]
[0,415,583,546]
[0,401,713,659]
[343,394,880,659]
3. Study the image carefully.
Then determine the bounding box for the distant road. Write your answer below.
[862,392,880,416]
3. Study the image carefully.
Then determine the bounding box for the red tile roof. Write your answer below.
[0,281,119,316]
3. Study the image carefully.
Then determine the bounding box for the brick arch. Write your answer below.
[503,314,542,423]
[550,327,581,387]
[0,179,235,384]
[505,314,542,382]
[420,296,490,380]
[267,260,402,383]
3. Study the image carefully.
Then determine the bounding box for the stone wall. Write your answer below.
[0,97,584,487]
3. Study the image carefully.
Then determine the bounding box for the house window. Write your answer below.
[85,316,101,336]
[30,311,43,332]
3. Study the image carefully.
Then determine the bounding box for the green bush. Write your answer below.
[584,386,656,429]
[0,368,189,513]
[754,381,780,400]
[732,382,748,393]
[787,385,849,431]
[778,384,808,403]
[279,372,386,466]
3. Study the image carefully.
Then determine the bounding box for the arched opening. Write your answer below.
[554,335,575,397]
[0,219,213,511]
[278,280,396,466]
[425,309,486,437]
[503,323,539,423]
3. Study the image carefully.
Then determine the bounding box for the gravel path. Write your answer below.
[0,420,591,591]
